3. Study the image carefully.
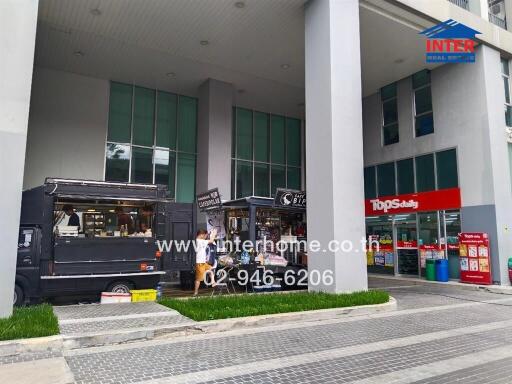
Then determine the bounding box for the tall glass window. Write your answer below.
[397,158,415,194]
[364,166,376,199]
[105,82,197,202]
[436,149,458,189]
[415,153,435,192]
[501,58,512,127]
[413,70,434,137]
[232,107,303,198]
[381,83,399,146]
[377,162,396,197]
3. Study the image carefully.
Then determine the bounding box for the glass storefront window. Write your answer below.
[108,82,132,143]
[236,160,253,199]
[418,212,439,247]
[154,149,176,197]
[105,143,130,182]
[397,158,415,194]
[271,115,286,164]
[286,118,301,167]
[232,107,303,198]
[271,165,286,196]
[287,167,301,190]
[415,154,435,192]
[436,149,458,189]
[366,215,394,275]
[254,112,269,162]
[131,147,153,183]
[236,108,253,160]
[364,166,377,199]
[377,162,396,197]
[132,87,155,147]
[105,82,197,202]
[156,91,177,149]
[254,163,269,197]
[443,210,461,279]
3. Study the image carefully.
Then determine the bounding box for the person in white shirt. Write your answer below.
[194,228,217,296]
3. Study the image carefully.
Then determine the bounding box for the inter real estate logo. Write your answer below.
[420,19,481,63]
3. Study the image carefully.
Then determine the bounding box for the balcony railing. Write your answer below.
[489,12,508,29]
[448,0,469,10]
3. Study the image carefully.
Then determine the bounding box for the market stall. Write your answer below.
[205,194,308,291]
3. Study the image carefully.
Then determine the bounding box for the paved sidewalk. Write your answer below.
[6,277,512,383]
[54,302,195,337]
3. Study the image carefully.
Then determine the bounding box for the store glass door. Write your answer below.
[442,210,461,279]
[394,214,419,276]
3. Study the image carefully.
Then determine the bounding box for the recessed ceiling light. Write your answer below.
[90,8,101,16]
[200,40,209,46]
[73,50,84,57]
[280,64,290,69]
[234,1,245,8]
[166,72,176,78]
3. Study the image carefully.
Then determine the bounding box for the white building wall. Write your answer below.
[24,67,109,189]
[363,46,495,207]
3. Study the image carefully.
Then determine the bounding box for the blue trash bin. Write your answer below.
[435,259,449,282]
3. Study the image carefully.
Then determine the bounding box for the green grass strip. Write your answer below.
[0,304,59,341]
[159,290,389,321]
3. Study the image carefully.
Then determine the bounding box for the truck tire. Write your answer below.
[107,281,134,294]
[14,284,24,306]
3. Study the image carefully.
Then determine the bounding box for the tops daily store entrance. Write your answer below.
[365,188,462,279]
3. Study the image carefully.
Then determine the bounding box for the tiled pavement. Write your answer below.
[54,301,195,336]
[8,277,512,384]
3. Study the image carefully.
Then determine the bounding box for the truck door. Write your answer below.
[163,203,194,272]
[16,227,42,300]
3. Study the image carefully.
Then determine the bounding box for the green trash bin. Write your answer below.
[425,259,436,281]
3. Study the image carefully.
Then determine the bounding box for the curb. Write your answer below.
[0,297,396,353]
[0,335,63,358]
[369,274,512,295]
[63,297,397,349]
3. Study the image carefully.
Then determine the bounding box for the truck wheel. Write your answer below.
[14,285,24,306]
[107,281,134,294]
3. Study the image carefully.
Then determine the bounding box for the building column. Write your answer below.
[0,0,38,317]
[480,45,512,284]
[304,0,367,292]
[196,79,234,227]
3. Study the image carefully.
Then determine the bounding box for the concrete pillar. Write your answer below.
[480,45,512,284]
[0,0,38,317]
[304,0,367,292]
[196,79,234,227]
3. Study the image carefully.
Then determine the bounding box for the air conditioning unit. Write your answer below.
[490,2,505,18]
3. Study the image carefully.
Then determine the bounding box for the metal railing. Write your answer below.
[488,12,508,29]
[448,0,469,10]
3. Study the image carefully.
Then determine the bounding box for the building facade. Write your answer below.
[1,0,512,316]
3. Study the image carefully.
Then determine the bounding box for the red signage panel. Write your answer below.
[459,232,492,285]
[365,188,461,216]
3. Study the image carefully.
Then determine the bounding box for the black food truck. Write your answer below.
[15,178,194,305]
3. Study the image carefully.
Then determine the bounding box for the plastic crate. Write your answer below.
[130,289,157,302]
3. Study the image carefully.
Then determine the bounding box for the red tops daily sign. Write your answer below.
[365,188,461,216]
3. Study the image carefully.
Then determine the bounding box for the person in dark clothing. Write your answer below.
[115,206,134,234]
[63,204,80,230]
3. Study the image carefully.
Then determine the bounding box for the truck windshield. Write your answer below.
[53,200,156,239]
